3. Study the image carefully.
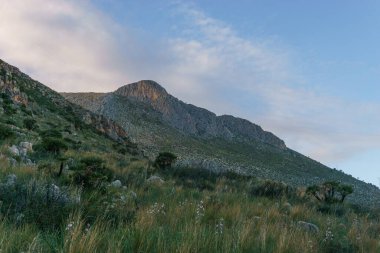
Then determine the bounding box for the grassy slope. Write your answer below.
[63,92,380,208]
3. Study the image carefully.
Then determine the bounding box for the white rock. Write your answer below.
[298,221,319,233]
[147,175,164,184]
[111,180,122,188]
[8,145,19,156]
[19,142,33,152]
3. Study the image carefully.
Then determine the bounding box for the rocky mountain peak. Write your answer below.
[115,80,168,102]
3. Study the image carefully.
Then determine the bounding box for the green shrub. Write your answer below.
[154,152,177,170]
[23,118,38,131]
[38,137,68,154]
[0,176,74,230]
[0,124,14,140]
[250,180,290,198]
[70,157,113,189]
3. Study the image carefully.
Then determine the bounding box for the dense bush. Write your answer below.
[0,175,74,230]
[70,157,113,189]
[250,180,290,198]
[38,137,68,154]
[154,152,177,170]
[23,118,38,130]
[0,124,14,140]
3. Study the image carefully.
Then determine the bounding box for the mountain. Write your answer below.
[63,80,380,207]
[0,59,139,158]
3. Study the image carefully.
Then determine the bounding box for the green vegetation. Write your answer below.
[307,181,354,203]
[0,157,378,253]
[0,124,14,141]
[153,151,177,170]
[70,156,113,189]
[23,118,38,130]
[1,61,380,252]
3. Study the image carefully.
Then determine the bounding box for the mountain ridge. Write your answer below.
[65,80,286,149]
[62,79,380,207]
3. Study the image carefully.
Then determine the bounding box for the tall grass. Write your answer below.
[0,150,378,252]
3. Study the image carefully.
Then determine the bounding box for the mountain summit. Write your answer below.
[115,80,169,102]
[102,81,286,149]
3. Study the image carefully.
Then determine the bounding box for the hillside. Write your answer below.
[63,80,380,207]
[1,59,380,252]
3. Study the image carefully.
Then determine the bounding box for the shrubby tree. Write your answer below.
[306,181,353,203]
[40,137,68,155]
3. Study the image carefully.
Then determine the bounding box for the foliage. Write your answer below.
[250,179,290,198]
[0,176,75,230]
[0,124,14,141]
[23,118,38,131]
[38,137,68,154]
[70,156,113,189]
[306,181,354,203]
[154,152,177,170]
[40,129,63,139]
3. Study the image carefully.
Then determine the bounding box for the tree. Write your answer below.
[306,181,353,204]
[306,185,323,201]
[40,137,68,155]
[322,181,340,203]
[337,184,353,202]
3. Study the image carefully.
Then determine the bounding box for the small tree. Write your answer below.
[337,184,353,202]
[71,156,113,189]
[40,137,68,155]
[154,152,177,170]
[306,181,353,203]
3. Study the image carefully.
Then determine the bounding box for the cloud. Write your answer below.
[1,0,380,170]
[0,0,138,92]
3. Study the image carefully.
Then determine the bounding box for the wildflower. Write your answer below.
[147,202,166,216]
[215,218,224,235]
[323,218,334,242]
[66,221,75,231]
[196,200,205,223]
[85,223,91,233]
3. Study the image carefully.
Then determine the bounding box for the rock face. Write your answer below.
[113,81,285,149]
[0,59,129,144]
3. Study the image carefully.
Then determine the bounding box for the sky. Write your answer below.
[0,0,380,186]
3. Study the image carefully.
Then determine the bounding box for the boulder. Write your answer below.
[147,175,164,185]
[297,221,319,233]
[110,180,122,188]
[8,145,19,156]
[19,142,32,157]
[19,142,33,152]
